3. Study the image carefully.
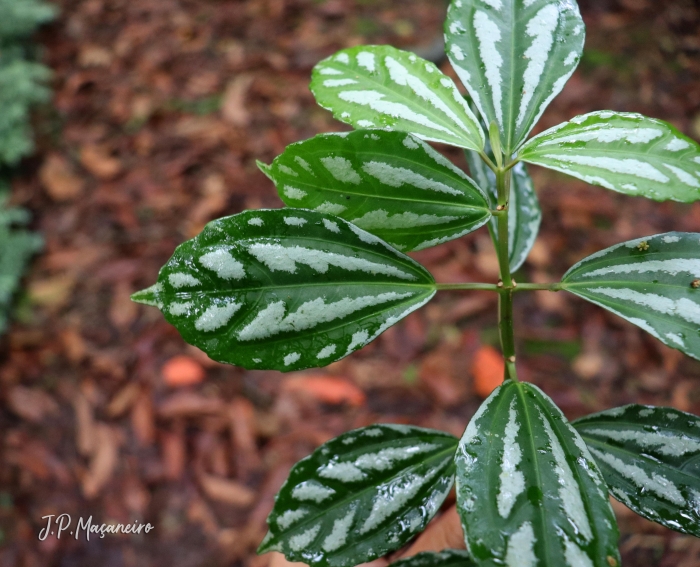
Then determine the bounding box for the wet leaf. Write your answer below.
[311,45,484,151]
[131,209,436,372]
[574,404,700,537]
[518,111,700,203]
[445,0,585,153]
[560,232,700,360]
[390,550,475,567]
[456,381,620,567]
[259,425,458,567]
[266,130,491,252]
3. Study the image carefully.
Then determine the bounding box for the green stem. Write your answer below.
[513,283,562,292]
[494,166,518,381]
[436,283,501,292]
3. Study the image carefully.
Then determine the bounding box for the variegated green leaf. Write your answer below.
[561,232,700,361]
[518,111,700,202]
[445,0,585,154]
[574,405,700,537]
[259,425,458,567]
[464,114,541,271]
[390,550,476,567]
[310,45,485,151]
[456,381,620,567]
[265,130,491,252]
[131,209,436,372]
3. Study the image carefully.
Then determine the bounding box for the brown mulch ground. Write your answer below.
[2,0,700,566]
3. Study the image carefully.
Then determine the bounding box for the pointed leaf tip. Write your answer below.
[257,160,273,180]
[131,283,164,308]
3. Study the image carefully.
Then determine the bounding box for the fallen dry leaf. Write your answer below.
[80,144,122,179]
[74,392,97,456]
[161,427,186,481]
[7,387,60,423]
[472,345,504,399]
[39,153,85,201]
[283,375,366,406]
[131,391,156,446]
[162,355,206,387]
[82,424,120,498]
[199,473,255,507]
[159,392,225,418]
[222,74,254,126]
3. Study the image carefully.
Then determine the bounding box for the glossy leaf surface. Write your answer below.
[259,425,458,567]
[465,119,541,271]
[131,209,436,372]
[561,232,700,361]
[390,550,476,567]
[310,45,485,151]
[518,111,700,202]
[266,130,492,251]
[445,0,585,153]
[575,405,700,537]
[456,381,620,567]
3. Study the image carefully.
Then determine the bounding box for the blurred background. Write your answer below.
[1,0,699,565]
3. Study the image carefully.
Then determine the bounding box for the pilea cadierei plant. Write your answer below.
[132,1,700,565]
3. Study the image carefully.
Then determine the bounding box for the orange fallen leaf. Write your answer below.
[283,375,366,406]
[80,144,122,179]
[39,153,85,202]
[199,473,255,507]
[162,355,206,387]
[472,346,504,399]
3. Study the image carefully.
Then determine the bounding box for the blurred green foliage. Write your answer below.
[0,189,43,335]
[0,0,54,334]
[0,0,56,166]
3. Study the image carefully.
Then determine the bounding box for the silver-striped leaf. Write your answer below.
[464,113,541,271]
[456,381,621,567]
[560,232,700,361]
[264,130,492,252]
[390,550,476,567]
[445,0,585,154]
[574,405,700,537]
[310,45,485,152]
[518,111,700,202]
[259,424,458,567]
[131,209,436,372]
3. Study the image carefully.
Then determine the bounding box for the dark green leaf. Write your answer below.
[390,550,476,567]
[259,425,458,567]
[574,405,700,537]
[131,209,436,372]
[560,232,700,361]
[518,111,700,203]
[456,381,620,567]
[445,0,585,153]
[266,130,491,252]
[310,45,485,151]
